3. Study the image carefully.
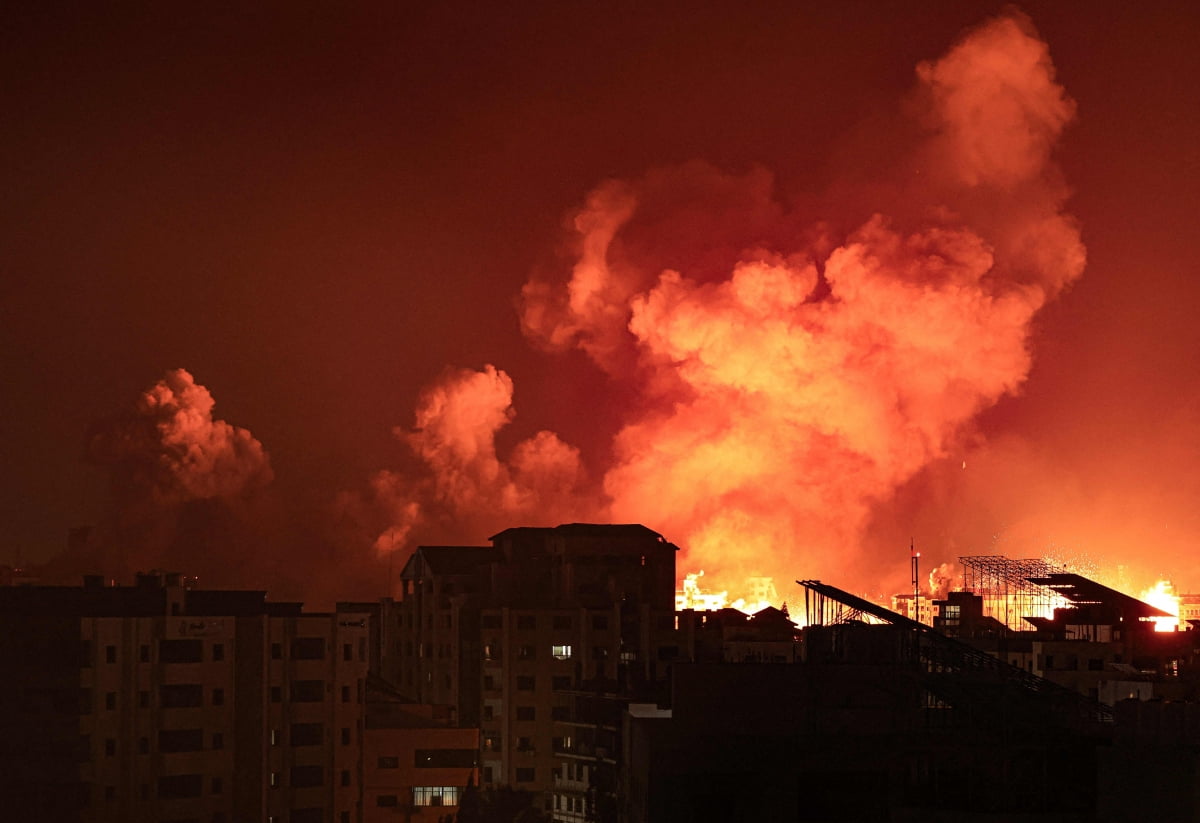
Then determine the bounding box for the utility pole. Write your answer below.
[911,538,920,624]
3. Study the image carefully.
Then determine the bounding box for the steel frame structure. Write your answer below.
[959,555,1072,631]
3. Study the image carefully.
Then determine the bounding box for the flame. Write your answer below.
[1139,579,1180,632]
[675,571,778,615]
[354,13,1088,597]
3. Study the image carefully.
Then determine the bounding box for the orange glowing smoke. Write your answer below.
[1139,579,1181,632]
[88,368,273,505]
[358,13,1085,601]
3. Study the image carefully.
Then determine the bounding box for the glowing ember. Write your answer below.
[1139,579,1180,632]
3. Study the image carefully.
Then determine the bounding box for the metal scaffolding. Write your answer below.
[796,579,1112,728]
[959,555,1072,631]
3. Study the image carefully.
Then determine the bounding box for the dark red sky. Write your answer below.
[2,2,1197,593]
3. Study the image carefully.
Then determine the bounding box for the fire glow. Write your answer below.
[1139,580,1181,632]
[340,11,1088,599]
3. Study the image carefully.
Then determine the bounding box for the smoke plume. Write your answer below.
[340,365,593,557]
[52,369,276,585]
[361,12,1086,595]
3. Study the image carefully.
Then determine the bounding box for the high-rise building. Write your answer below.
[392,523,679,815]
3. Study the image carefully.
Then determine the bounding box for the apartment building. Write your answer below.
[363,684,479,822]
[393,523,679,814]
[0,571,371,823]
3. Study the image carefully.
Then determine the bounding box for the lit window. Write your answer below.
[551,645,572,660]
[412,786,460,806]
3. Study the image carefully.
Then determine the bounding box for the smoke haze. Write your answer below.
[8,4,1195,604]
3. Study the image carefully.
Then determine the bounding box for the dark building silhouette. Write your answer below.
[0,571,371,822]
[391,523,679,817]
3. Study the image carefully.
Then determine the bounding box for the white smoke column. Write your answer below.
[928,562,960,600]
[518,11,1085,591]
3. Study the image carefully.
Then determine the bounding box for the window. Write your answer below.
[270,728,279,746]
[79,688,92,714]
[158,774,203,799]
[341,770,350,787]
[158,728,203,753]
[592,615,608,630]
[105,691,116,710]
[620,649,637,663]
[413,786,460,806]
[139,690,150,708]
[483,766,494,783]
[341,727,351,746]
[414,749,476,768]
[517,675,535,691]
[483,705,494,721]
[212,732,224,749]
[343,643,352,661]
[159,639,203,664]
[443,614,453,628]
[552,706,569,721]
[270,686,281,703]
[517,615,536,630]
[291,809,323,823]
[359,637,368,662]
[290,765,324,788]
[340,813,350,823]
[138,737,149,754]
[212,643,224,662]
[519,644,535,660]
[291,637,326,660]
[212,687,225,706]
[484,735,501,752]
[552,645,572,660]
[271,642,282,659]
[269,772,279,788]
[515,768,535,783]
[481,615,502,629]
[378,756,400,769]
[516,706,535,722]
[377,795,398,807]
[290,680,325,702]
[105,645,116,664]
[517,736,532,751]
[484,643,501,661]
[105,738,115,756]
[104,785,115,801]
[553,615,572,630]
[140,644,150,663]
[552,676,571,690]
[292,763,326,791]
[160,684,203,708]
[341,685,351,703]
[593,646,608,659]
[211,777,223,795]
[290,722,323,746]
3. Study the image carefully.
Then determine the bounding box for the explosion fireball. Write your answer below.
[353,11,1086,605]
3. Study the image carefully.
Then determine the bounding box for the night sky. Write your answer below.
[3,2,1197,603]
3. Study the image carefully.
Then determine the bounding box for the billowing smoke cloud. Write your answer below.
[87,368,273,505]
[341,365,593,556]
[50,369,277,585]
[362,12,1087,595]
